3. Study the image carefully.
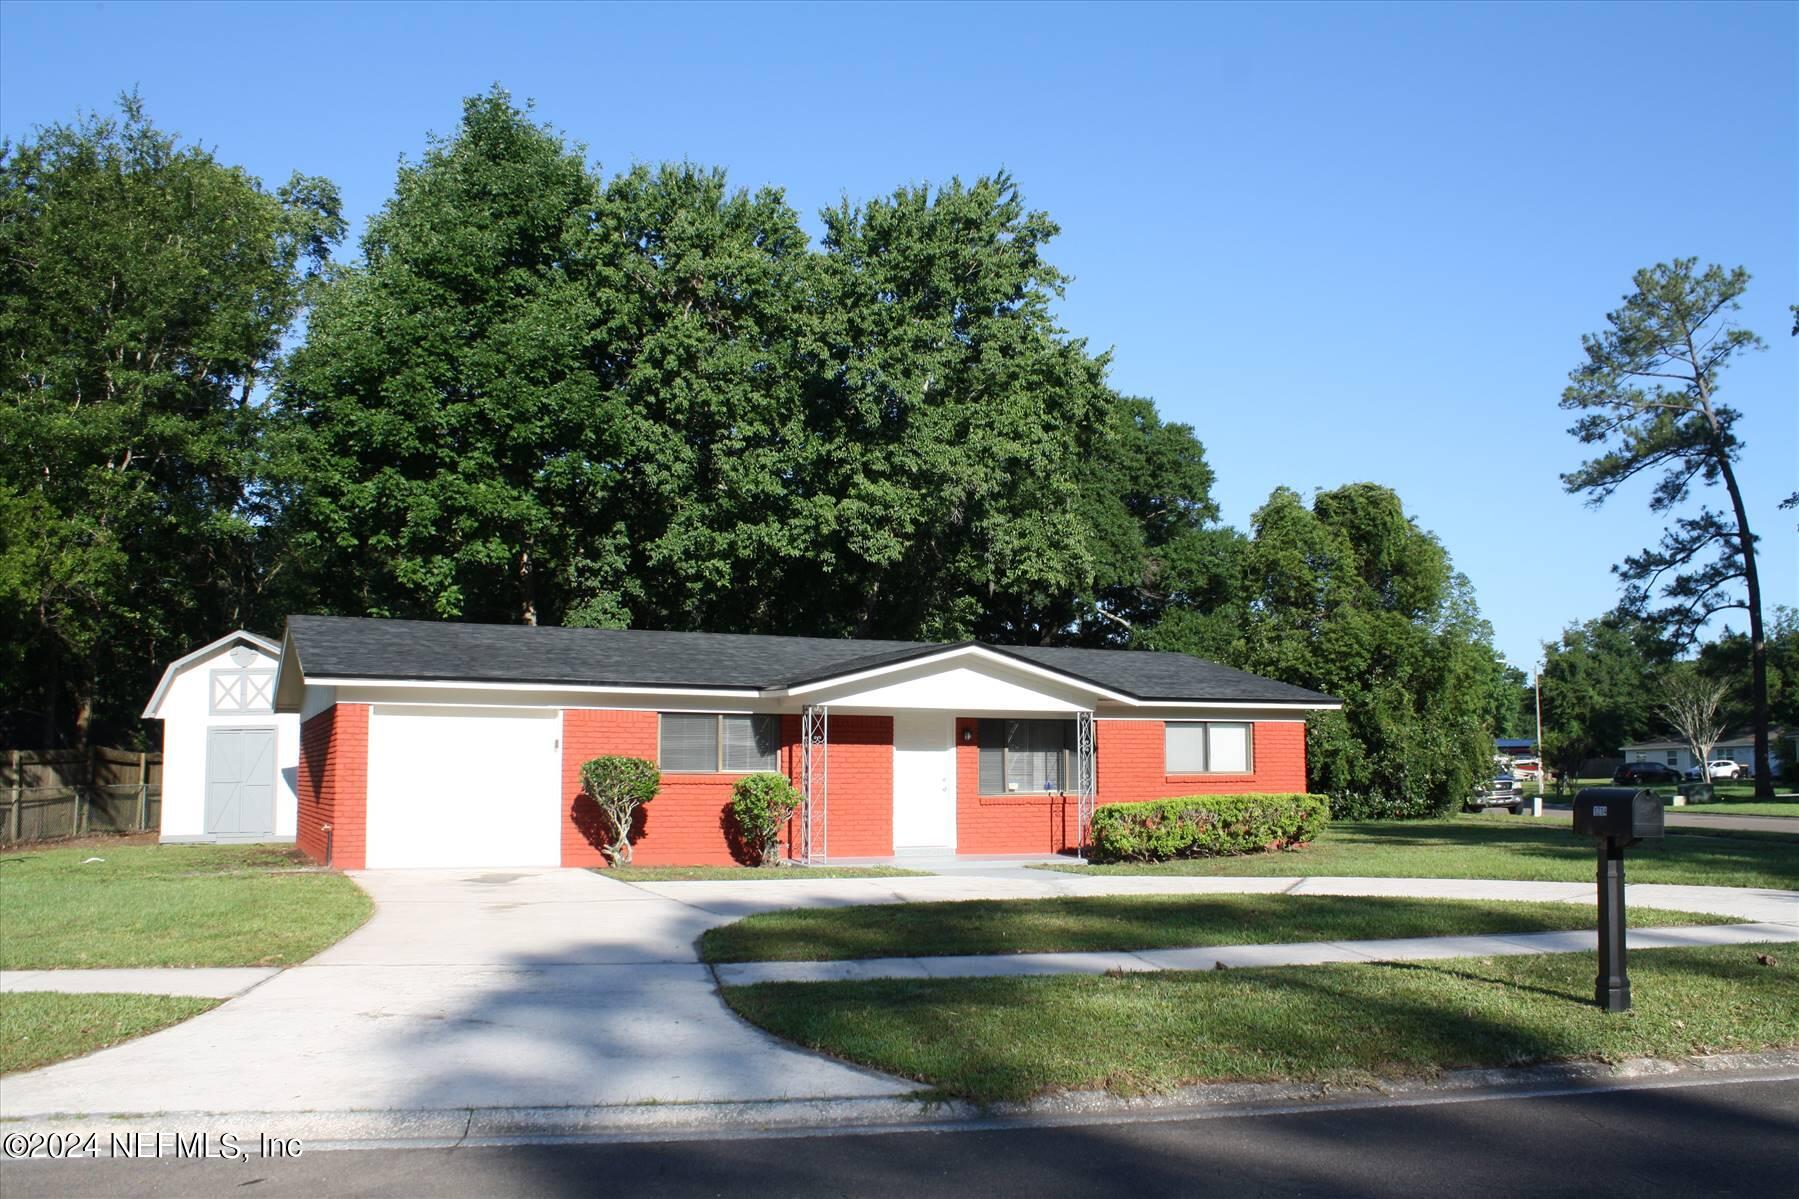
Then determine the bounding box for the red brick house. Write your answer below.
[274,616,1338,869]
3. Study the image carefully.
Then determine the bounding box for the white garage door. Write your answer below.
[366,706,562,868]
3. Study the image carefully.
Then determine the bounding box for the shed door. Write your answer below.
[205,727,277,840]
[365,706,561,869]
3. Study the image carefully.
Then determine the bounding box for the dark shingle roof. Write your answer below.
[285,615,1336,705]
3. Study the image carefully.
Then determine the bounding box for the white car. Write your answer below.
[1685,760,1744,780]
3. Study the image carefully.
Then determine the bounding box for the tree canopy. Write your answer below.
[0,95,342,744]
[1232,484,1502,819]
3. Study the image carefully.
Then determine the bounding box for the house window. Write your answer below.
[659,714,778,773]
[1666,751,1679,767]
[978,719,1074,794]
[1164,722,1255,774]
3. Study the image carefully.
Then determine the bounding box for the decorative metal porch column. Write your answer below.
[800,704,829,864]
[1075,711,1096,861]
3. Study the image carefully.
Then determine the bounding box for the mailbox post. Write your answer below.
[1572,787,1665,1012]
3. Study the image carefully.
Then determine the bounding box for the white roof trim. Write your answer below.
[141,630,280,719]
[772,643,1140,705]
[1100,701,1342,713]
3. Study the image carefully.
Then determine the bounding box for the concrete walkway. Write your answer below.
[0,967,276,998]
[715,921,1799,985]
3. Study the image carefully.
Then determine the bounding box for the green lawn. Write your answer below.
[723,944,1798,1103]
[1678,802,1799,818]
[699,894,1733,963]
[1,992,219,1075]
[594,864,930,882]
[0,843,373,969]
[1037,816,1799,890]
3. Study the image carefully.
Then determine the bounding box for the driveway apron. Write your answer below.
[0,869,910,1117]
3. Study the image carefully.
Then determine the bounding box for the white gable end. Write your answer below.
[796,656,1100,714]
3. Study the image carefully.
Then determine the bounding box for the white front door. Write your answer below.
[892,711,956,850]
[365,705,562,868]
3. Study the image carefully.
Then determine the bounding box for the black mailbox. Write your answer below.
[1571,786,1667,1014]
[1572,788,1665,843]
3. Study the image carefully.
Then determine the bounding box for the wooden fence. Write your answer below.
[1,747,162,845]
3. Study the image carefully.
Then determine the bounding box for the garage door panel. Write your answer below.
[366,706,561,868]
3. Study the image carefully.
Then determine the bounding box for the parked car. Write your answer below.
[1465,771,1526,814]
[1613,761,1683,785]
[1685,759,1744,780]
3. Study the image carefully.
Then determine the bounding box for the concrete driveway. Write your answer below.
[0,869,910,1117]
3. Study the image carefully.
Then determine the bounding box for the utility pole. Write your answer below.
[1533,666,1546,817]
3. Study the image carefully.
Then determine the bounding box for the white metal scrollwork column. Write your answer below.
[801,704,829,864]
[1075,711,1096,861]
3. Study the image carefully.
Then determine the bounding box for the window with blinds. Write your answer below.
[659,714,778,773]
[978,719,1074,794]
[1163,721,1254,774]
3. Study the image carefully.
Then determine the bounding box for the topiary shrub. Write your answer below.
[1089,793,1329,863]
[728,772,802,867]
[579,755,661,865]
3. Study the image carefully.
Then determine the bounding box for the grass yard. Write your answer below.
[594,864,930,882]
[1037,816,1799,890]
[699,894,1734,963]
[1,992,219,1075]
[1678,801,1799,818]
[723,944,1798,1103]
[0,843,372,969]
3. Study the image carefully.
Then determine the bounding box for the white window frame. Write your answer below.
[1164,721,1256,775]
[658,713,779,774]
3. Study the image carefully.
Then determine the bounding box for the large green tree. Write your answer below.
[1697,607,1799,740]
[281,91,613,625]
[285,97,1192,645]
[1536,612,1673,783]
[1561,259,1777,794]
[0,96,341,745]
[1233,484,1501,818]
[802,173,1116,642]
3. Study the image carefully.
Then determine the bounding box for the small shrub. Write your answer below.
[579,755,661,865]
[1088,793,1329,864]
[729,773,802,867]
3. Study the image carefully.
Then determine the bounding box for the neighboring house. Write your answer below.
[272,615,1340,869]
[142,630,300,844]
[1495,738,1536,756]
[1620,731,1795,775]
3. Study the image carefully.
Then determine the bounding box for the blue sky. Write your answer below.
[2,0,1793,668]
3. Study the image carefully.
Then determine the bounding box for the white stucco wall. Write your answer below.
[154,641,299,841]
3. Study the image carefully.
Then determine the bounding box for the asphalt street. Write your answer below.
[4,1075,1794,1198]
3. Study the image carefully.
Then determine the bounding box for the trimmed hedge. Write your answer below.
[1088,793,1329,863]
[729,773,803,866]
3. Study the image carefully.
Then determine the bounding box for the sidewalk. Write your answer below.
[713,920,1799,985]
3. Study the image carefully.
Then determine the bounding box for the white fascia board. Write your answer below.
[142,629,281,719]
[775,644,1137,706]
[1102,701,1341,712]
[302,675,763,701]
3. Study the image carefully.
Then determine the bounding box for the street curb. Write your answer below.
[6,1050,1797,1153]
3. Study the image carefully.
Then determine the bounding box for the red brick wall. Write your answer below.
[295,703,369,869]
[561,709,896,866]
[954,717,1081,853]
[785,714,894,859]
[952,717,1308,854]
[1096,719,1308,803]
